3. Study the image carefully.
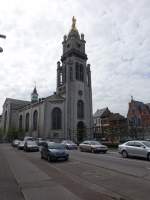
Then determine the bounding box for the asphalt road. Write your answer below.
[1,144,150,200]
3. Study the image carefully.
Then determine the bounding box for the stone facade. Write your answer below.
[0,17,93,143]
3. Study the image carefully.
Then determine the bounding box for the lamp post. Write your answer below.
[0,34,6,53]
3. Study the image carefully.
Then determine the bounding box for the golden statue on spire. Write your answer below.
[71,16,77,31]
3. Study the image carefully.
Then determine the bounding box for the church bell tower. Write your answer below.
[56,17,93,142]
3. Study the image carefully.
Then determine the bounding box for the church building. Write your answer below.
[0,17,93,142]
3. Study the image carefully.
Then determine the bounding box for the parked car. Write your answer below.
[23,136,34,142]
[17,141,25,150]
[12,139,20,147]
[79,140,108,153]
[24,140,39,152]
[41,142,69,162]
[61,140,78,150]
[118,140,150,160]
[36,138,46,146]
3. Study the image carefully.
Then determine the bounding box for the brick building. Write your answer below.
[93,108,127,142]
[127,98,150,139]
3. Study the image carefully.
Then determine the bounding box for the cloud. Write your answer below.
[0,0,150,117]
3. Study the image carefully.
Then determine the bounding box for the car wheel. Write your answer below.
[91,148,95,153]
[122,150,128,158]
[147,153,150,161]
[47,155,51,162]
[41,153,43,159]
[80,147,83,152]
[65,157,69,161]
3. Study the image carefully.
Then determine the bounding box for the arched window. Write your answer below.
[19,115,23,130]
[76,62,84,81]
[25,113,29,131]
[52,108,62,129]
[76,62,79,80]
[79,64,84,81]
[77,100,84,119]
[33,110,38,131]
[4,111,7,131]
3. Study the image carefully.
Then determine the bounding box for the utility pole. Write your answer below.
[0,34,6,53]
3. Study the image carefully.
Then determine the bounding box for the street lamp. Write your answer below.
[0,34,6,53]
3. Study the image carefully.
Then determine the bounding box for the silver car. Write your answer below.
[61,140,78,150]
[79,140,108,153]
[118,140,150,160]
[17,141,25,150]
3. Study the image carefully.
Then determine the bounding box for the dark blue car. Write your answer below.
[41,142,69,162]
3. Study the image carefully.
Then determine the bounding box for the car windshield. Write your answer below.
[24,137,33,141]
[62,140,74,144]
[90,141,101,145]
[48,143,65,149]
[142,141,150,147]
[27,141,36,145]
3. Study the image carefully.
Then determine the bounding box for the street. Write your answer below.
[0,144,150,200]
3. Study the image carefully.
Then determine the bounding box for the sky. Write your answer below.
[0,0,150,116]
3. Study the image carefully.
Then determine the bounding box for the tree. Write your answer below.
[7,128,25,141]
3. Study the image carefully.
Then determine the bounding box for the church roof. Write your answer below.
[46,93,65,102]
[4,98,30,105]
[17,93,65,112]
[3,98,30,110]
[32,87,38,95]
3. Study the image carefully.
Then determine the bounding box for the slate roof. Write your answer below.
[93,107,108,118]
[132,100,150,110]
[18,93,65,111]
[146,103,150,109]
[32,87,38,95]
[46,93,65,101]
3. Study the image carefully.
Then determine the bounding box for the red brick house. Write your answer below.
[127,99,150,139]
[93,108,127,142]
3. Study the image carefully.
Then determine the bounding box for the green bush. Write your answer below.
[7,128,25,141]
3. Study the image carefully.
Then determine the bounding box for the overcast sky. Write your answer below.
[0,0,150,116]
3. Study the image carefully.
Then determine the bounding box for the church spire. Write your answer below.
[31,86,38,103]
[71,16,77,32]
[68,16,80,39]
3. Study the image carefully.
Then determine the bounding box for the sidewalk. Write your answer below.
[0,144,81,200]
[0,144,24,200]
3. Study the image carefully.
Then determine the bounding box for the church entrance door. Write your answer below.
[77,121,86,143]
